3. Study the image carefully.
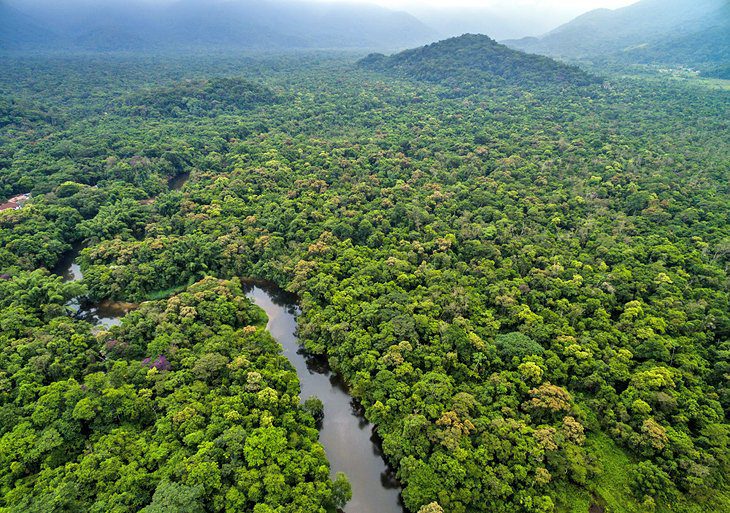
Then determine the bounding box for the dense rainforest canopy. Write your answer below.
[0,37,729,513]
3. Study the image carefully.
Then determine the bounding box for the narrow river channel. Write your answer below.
[54,244,135,327]
[55,245,404,513]
[244,283,404,513]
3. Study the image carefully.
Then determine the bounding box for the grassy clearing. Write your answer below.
[556,433,730,513]
[552,484,591,513]
[145,283,189,301]
[586,433,643,513]
[698,78,730,91]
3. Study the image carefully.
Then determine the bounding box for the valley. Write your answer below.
[0,2,728,512]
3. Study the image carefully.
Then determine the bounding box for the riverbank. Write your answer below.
[245,283,404,513]
[53,245,405,513]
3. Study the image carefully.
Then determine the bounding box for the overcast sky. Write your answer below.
[10,0,642,40]
[310,0,639,38]
[313,0,637,10]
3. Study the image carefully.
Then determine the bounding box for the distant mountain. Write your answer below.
[1,0,438,52]
[624,4,730,69]
[359,34,599,90]
[506,0,729,70]
[0,0,55,49]
[410,1,630,42]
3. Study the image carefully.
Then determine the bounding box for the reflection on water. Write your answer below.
[244,282,404,513]
[53,242,84,282]
[53,255,404,512]
[55,245,138,328]
[168,171,191,191]
[76,300,137,328]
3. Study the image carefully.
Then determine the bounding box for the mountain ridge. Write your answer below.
[1,0,438,52]
[0,0,57,49]
[505,0,729,71]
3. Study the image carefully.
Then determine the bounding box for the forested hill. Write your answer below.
[506,0,729,72]
[0,50,729,513]
[0,0,437,52]
[359,34,599,89]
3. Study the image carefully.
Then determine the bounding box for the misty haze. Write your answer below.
[0,1,728,513]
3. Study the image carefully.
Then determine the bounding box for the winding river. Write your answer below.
[55,171,403,511]
[244,283,403,513]
[56,251,404,512]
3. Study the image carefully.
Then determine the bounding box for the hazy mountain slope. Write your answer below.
[623,4,730,67]
[505,0,728,68]
[359,34,599,90]
[706,64,730,79]
[3,0,437,51]
[0,1,55,49]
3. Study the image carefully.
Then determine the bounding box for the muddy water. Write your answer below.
[54,247,404,512]
[168,171,191,191]
[55,245,136,327]
[244,283,404,513]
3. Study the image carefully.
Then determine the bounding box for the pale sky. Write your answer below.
[313,0,637,10]
[13,0,642,40]
[309,0,640,38]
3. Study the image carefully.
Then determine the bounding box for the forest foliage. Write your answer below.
[0,272,350,512]
[0,42,729,513]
